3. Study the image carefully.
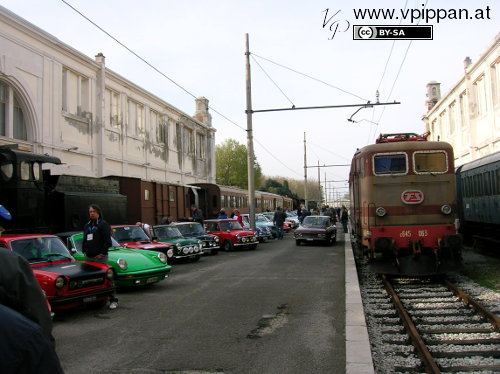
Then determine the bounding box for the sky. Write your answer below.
[1,0,498,197]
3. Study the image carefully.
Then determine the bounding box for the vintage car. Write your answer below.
[151,224,204,262]
[285,212,300,228]
[0,234,115,310]
[262,212,291,234]
[294,215,337,246]
[241,214,273,242]
[171,222,220,255]
[58,232,172,287]
[111,225,174,261]
[205,219,258,251]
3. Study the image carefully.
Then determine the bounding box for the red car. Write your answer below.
[0,234,115,310]
[111,225,174,260]
[205,219,258,251]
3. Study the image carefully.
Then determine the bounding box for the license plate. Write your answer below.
[146,277,159,284]
[83,296,97,303]
[306,238,314,241]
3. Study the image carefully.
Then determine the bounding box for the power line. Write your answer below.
[251,53,369,102]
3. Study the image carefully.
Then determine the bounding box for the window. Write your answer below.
[414,151,448,174]
[169,191,175,202]
[1,162,13,181]
[448,101,456,135]
[473,74,487,116]
[62,67,89,117]
[491,60,500,106]
[128,100,144,136]
[373,153,407,175]
[183,127,194,155]
[105,88,120,128]
[152,111,168,144]
[20,161,30,181]
[0,81,27,141]
[144,189,150,201]
[196,133,206,159]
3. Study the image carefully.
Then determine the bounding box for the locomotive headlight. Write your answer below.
[441,205,452,215]
[55,276,66,289]
[117,258,128,270]
[375,207,387,217]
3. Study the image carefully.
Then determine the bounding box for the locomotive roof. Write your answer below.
[354,140,453,156]
[456,150,500,173]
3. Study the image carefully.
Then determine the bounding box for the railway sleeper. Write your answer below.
[431,350,500,359]
[424,337,500,345]
[436,363,500,373]
[419,326,495,334]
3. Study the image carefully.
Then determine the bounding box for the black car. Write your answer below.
[171,222,220,255]
[294,215,337,246]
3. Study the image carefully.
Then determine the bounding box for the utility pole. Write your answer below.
[317,160,321,208]
[245,33,256,230]
[303,132,308,210]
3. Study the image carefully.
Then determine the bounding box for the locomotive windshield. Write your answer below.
[373,153,407,175]
[414,151,448,173]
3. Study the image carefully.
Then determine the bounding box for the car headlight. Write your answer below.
[166,248,174,258]
[376,207,387,217]
[55,276,65,289]
[214,237,220,242]
[157,252,167,263]
[106,268,114,280]
[117,258,128,270]
[441,205,452,215]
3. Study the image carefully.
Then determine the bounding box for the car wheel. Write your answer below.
[295,240,301,246]
[211,248,219,255]
[249,244,257,250]
[331,236,337,245]
[222,240,234,251]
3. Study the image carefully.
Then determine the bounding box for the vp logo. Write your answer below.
[322,9,350,40]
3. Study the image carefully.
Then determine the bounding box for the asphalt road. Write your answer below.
[53,231,346,374]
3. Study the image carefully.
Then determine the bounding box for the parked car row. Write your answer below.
[0,215,319,315]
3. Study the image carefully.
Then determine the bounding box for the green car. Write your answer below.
[59,232,172,287]
[151,225,204,262]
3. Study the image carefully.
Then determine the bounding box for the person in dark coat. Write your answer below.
[191,205,204,224]
[0,303,64,374]
[82,204,118,309]
[273,207,287,240]
[340,205,349,233]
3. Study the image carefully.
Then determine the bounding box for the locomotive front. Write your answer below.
[349,133,462,275]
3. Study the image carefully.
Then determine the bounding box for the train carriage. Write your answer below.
[349,133,462,275]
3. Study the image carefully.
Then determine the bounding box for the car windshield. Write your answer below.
[175,223,204,236]
[220,221,243,230]
[71,234,121,252]
[256,215,270,222]
[301,216,330,228]
[153,226,183,239]
[112,226,150,242]
[11,237,73,262]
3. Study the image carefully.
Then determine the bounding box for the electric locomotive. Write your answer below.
[349,133,462,275]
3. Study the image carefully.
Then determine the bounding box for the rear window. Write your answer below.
[414,151,448,174]
[373,153,407,175]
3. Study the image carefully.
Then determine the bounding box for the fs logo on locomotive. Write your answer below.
[401,190,424,204]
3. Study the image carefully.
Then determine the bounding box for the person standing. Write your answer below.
[82,204,118,310]
[217,209,227,219]
[191,205,204,224]
[273,207,287,240]
[232,209,243,226]
[340,205,349,233]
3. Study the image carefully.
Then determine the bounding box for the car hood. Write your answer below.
[108,248,170,271]
[120,241,171,250]
[295,227,329,234]
[156,237,200,246]
[33,261,105,277]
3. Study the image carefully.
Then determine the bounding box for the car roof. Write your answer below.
[204,219,236,222]
[0,234,57,240]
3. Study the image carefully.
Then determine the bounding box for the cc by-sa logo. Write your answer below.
[357,26,375,39]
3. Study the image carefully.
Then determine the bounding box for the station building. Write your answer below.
[422,33,499,167]
[0,5,216,186]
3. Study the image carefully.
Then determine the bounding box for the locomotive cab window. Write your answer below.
[373,153,407,175]
[1,162,13,181]
[413,151,448,174]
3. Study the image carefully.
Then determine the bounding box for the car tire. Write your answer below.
[331,236,337,245]
[295,240,301,246]
[222,240,234,251]
[211,248,219,255]
[250,244,257,250]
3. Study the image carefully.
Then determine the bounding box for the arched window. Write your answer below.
[0,81,27,141]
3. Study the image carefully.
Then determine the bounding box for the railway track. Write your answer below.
[359,263,500,373]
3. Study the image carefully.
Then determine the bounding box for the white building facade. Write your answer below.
[422,33,500,167]
[0,5,216,185]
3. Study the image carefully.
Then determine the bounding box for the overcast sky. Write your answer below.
[1,0,498,194]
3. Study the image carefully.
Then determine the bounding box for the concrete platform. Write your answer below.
[344,233,375,374]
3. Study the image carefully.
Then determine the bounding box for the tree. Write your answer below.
[215,139,262,190]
